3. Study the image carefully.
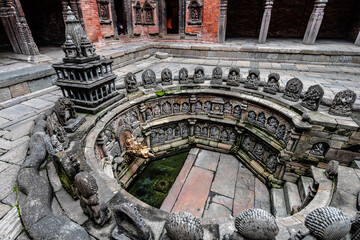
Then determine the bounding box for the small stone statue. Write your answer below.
[74,172,110,226]
[233,105,241,118]
[263,73,280,94]
[304,207,351,240]
[220,130,228,142]
[204,101,211,113]
[325,160,339,180]
[244,69,260,90]
[161,68,173,85]
[162,102,172,115]
[146,108,153,121]
[248,111,257,123]
[301,85,324,111]
[163,212,204,240]
[46,115,69,149]
[112,202,151,240]
[253,143,265,160]
[182,102,189,112]
[173,103,180,113]
[154,104,161,117]
[195,125,201,135]
[266,155,277,173]
[256,112,266,127]
[329,89,357,116]
[210,126,220,139]
[179,68,189,84]
[150,131,157,145]
[195,101,202,112]
[142,69,157,89]
[125,72,139,93]
[193,66,205,83]
[309,142,327,156]
[211,66,223,85]
[276,125,286,139]
[227,67,240,86]
[54,98,85,133]
[229,131,236,144]
[202,127,208,137]
[224,102,232,115]
[174,126,181,138]
[235,208,279,240]
[266,117,279,133]
[159,129,165,143]
[166,128,173,141]
[282,78,303,102]
[182,125,189,137]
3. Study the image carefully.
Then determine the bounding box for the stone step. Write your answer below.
[297,176,314,202]
[0,207,22,240]
[283,182,302,215]
[270,188,288,218]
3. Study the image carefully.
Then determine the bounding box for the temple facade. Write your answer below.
[0,0,359,55]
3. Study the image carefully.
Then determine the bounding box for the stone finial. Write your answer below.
[74,172,110,226]
[235,208,279,240]
[164,212,204,240]
[112,203,151,240]
[301,84,324,111]
[329,89,357,116]
[325,160,339,180]
[304,207,351,240]
[282,78,303,102]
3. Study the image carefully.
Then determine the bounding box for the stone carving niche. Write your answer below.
[134,1,142,25]
[188,0,203,25]
[97,0,111,24]
[54,97,85,133]
[143,0,155,25]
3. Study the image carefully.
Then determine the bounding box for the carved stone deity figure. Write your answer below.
[164,212,204,240]
[74,172,110,226]
[248,111,257,123]
[276,125,286,139]
[211,66,223,84]
[195,125,201,135]
[253,143,265,159]
[282,78,303,102]
[263,73,280,94]
[161,68,173,85]
[145,108,153,121]
[54,97,85,133]
[204,101,211,113]
[244,69,260,90]
[328,89,357,116]
[233,105,241,118]
[150,131,157,145]
[224,102,232,115]
[188,0,203,25]
[195,101,202,112]
[182,102,189,112]
[159,129,165,143]
[193,66,205,83]
[220,130,229,142]
[201,127,208,137]
[210,126,220,139]
[142,69,157,88]
[266,117,279,133]
[309,142,327,156]
[229,131,236,144]
[182,126,189,137]
[256,112,266,127]
[143,0,154,24]
[301,84,324,111]
[242,136,255,151]
[167,128,173,141]
[154,104,161,117]
[179,68,189,84]
[125,72,139,93]
[174,126,181,138]
[173,103,180,113]
[266,155,277,173]
[162,102,172,115]
[227,67,240,86]
[125,134,154,158]
[46,115,70,149]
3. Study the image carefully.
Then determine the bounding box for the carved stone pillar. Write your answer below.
[286,129,301,152]
[0,0,40,55]
[189,94,197,114]
[179,0,185,39]
[139,103,146,123]
[217,0,228,43]
[303,0,328,45]
[188,119,197,136]
[355,31,360,46]
[240,100,248,121]
[258,0,274,44]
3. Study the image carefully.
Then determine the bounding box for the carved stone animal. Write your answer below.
[325,160,339,180]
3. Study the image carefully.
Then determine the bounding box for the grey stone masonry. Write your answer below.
[270,188,288,218]
[283,182,302,214]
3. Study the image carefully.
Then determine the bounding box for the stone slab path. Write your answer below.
[161,148,270,218]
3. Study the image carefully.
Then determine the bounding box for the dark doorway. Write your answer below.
[318,0,359,41]
[226,0,264,38]
[20,0,65,46]
[268,0,312,38]
[114,0,127,35]
[0,22,11,52]
[166,0,179,34]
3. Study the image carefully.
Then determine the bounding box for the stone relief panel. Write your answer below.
[143,0,155,25]
[162,102,172,115]
[161,68,173,85]
[210,126,220,139]
[97,0,111,24]
[282,78,303,102]
[193,66,205,83]
[224,102,232,115]
[256,112,266,127]
[179,68,189,84]
[173,103,180,113]
[188,0,203,25]
[204,101,211,113]
[195,101,203,113]
[133,1,142,25]
[244,69,260,90]
[266,117,279,133]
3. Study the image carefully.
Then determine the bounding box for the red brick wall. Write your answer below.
[226,0,264,38]
[79,0,103,43]
[318,0,358,40]
[268,0,312,38]
[202,0,220,41]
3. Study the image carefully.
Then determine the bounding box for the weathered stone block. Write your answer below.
[9,82,30,98]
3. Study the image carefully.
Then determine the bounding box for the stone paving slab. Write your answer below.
[0,104,35,121]
[55,189,88,225]
[0,207,22,240]
[271,188,288,218]
[194,149,220,172]
[211,194,233,211]
[0,141,28,165]
[0,202,11,219]
[3,119,34,141]
[254,178,271,213]
[203,202,232,218]
[172,166,214,218]
[0,165,19,201]
[21,98,54,110]
[210,154,239,198]
[233,164,255,215]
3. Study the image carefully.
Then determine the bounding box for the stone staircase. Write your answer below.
[270,176,314,218]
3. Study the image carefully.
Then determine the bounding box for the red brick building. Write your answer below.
[0,0,359,55]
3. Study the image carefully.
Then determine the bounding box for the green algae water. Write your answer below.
[128,151,189,208]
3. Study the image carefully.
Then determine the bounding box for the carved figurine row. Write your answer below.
[194,125,237,143]
[150,125,189,145]
[125,67,357,116]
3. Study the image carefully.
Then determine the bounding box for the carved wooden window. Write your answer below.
[188,0,202,25]
[97,0,111,24]
[133,1,142,25]
[143,0,155,25]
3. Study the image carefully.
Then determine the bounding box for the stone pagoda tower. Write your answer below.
[52,7,122,114]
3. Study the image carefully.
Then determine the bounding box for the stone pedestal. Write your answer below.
[259,0,273,44]
[303,0,328,45]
